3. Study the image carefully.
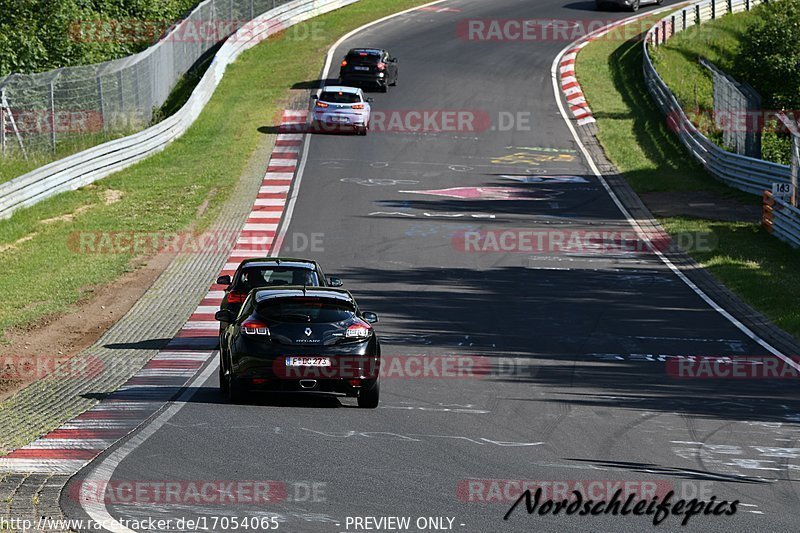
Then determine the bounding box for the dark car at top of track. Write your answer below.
[215,257,342,333]
[215,287,381,408]
[596,0,663,11]
[338,48,398,92]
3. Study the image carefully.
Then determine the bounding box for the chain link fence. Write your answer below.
[699,57,761,158]
[0,0,293,156]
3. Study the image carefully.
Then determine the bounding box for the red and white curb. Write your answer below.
[558,6,693,128]
[559,42,595,126]
[0,110,307,474]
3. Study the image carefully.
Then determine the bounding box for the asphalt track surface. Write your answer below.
[65,1,800,532]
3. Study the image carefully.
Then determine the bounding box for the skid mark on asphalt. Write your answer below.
[300,428,542,446]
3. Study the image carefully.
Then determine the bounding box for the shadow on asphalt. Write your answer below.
[331,264,800,424]
[104,338,173,350]
[566,459,770,484]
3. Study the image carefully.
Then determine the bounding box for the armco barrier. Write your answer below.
[643,0,793,196]
[0,0,357,220]
[763,190,800,249]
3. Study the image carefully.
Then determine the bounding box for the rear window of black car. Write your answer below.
[346,52,381,64]
[237,267,318,290]
[319,91,361,104]
[258,297,356,323]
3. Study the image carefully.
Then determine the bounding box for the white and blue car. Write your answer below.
[311,86,372,136]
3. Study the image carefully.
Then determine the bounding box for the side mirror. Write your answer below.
[216,275,231,286]
[389,58,398,63]
[365,97,374,103]
[362,312,378,324]
[311,94,319,100]
[328,277,343,287]
[215,310,235,322]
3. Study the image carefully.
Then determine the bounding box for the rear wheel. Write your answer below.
[357,381,380,408]
[630,0,640,11]
[227,375,248,404]
[356,125,368,136]
[379,84,388,93]
[219,363,229,395]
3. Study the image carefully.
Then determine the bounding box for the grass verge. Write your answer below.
[576,15,800,338]
[0,0,432,342]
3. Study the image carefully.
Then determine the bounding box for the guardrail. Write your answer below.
[643,0,793,196]
[763,190,800,248]
[0,0,357,220]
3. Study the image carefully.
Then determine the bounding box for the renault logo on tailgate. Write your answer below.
[304,327,313,337]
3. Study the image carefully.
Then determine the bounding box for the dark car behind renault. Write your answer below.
[215,287,381,408]
[215,257,342,334]
[338,48,398,92]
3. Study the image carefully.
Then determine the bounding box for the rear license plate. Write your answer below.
[330,116,348,123]
[353,66,369,71]
[286,357,331,367]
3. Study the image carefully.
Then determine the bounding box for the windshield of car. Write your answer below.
[319,91,361,104]
[346,52,382,64]
[257,297,355,323]
[236,267,319,291]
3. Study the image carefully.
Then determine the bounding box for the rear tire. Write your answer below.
[357,381,380,408]
[379,84,388,93]
[356,126,367,136]
[227,376,248,404]
[219,363,229,395]
[630,0,640,11]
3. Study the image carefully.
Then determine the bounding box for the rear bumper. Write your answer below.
[310,111,369,132]
[340,73,387,87]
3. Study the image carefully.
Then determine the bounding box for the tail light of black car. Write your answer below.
[227,291,247,304]
[345,322,372,340]
[242,317,270,336]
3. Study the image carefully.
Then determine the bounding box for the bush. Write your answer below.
[735,0,800,110]
[0,0,198,77]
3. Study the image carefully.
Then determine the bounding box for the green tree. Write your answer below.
[736,0,800,109]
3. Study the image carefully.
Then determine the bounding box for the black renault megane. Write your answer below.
[215,287,381,408]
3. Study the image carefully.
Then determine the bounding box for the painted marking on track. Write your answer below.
[300,428,541,446]
[491,152,576,165]
[400,186,560,201]
[340,178,420,186]
[501,174,588,184]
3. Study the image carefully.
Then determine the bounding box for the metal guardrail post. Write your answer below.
[1,88,5,156]
[762,190,774,232]
[792,134,799,206]
[96,75,106,132]
[49,81,56,152]
[777,112,800,206]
